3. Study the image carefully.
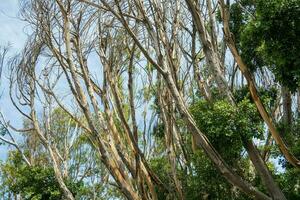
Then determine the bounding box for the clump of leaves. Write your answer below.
[278,168,300,199]
[234,86,278,109]
[276,118,300,168]
[238,0,300,91]
[190,99,264,163]
[1,151,83,200]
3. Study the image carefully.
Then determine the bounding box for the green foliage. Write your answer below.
[227,0,256,48]
[150,144,251,199]
[278,168,300,199]
[234,86,278,109]
[152,123,165,139]
[277,118,300,168]
[150,157,174,200]
[9,166,64,200]
[190,99,263,162]
[1,151,84,200]
[184,150,250,200]
[233,0,300,91]
[50,108,77,142]
[150,97,265,199]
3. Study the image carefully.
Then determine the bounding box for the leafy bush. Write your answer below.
[190,99,263,162]
[1,151,83,200]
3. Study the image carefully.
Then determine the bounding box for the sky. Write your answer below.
[0,1,284,174]
[0,0,28,161]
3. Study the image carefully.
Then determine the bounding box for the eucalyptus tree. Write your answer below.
[1,0,299,200]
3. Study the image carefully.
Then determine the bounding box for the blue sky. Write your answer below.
[0,1,27,50]
[0,0,28,161]
[0,1,284,174]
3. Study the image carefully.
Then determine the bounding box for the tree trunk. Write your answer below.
[282,86,292,126]
[219,0,300,168]
[163,70,271,200]
[242,138,286,200]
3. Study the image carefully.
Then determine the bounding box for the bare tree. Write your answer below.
[2,0,295,199]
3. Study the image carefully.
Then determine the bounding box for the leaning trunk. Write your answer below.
[242,138,286,200]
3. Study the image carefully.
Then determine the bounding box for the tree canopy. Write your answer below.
[0,0,299,199]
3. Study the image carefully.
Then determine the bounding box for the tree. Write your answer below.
[0,0,299,199]
[240,0,300,92]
